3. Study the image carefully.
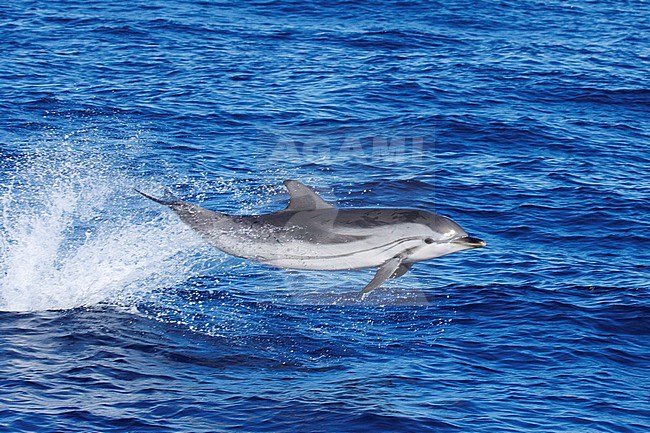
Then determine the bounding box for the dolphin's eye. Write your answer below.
[424,237,434,244]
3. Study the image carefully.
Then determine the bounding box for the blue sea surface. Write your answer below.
[1,0,649,431]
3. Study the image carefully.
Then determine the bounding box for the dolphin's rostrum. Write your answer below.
[139,180,485,295]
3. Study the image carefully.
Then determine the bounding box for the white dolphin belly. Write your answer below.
[259,237,423,270]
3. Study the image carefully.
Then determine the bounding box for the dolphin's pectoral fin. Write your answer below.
[284,180,335,211]
[361,256,403,296]
[391,262,412,279]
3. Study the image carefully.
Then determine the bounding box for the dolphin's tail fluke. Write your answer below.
[135,189,179,206]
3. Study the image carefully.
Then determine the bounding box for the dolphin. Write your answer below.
[138,180,485,295]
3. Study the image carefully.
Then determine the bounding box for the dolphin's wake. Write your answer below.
[0,146,207,312]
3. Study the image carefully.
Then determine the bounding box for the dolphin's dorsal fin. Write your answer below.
[284,180,334,211]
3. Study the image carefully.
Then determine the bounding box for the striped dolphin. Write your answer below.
[139,180,485,295]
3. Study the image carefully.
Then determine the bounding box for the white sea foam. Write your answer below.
[0,143,211,312]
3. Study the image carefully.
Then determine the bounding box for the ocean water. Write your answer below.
[1,0,649,431]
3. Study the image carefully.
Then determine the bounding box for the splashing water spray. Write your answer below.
[0,142,210,312]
